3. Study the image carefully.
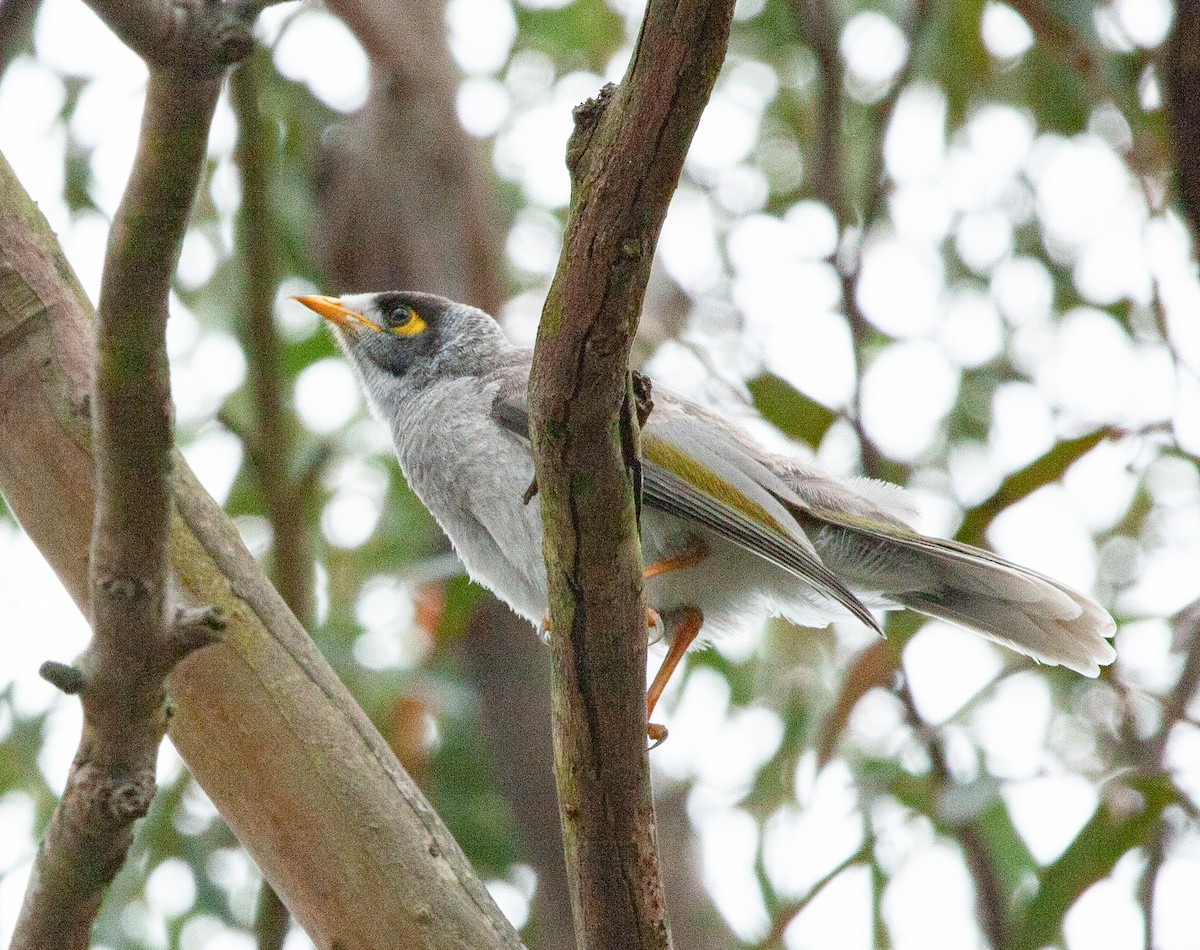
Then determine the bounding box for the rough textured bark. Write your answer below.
[527,1,736,948]
[11,12,240,938]
[0,152,524,950]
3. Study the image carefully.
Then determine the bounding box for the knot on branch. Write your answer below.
[109,776,155,820]
[100,576,148,602]
[567,83,616,177]
[139,0,253,75]
[40,661,86,695]
[164,605,226,666]
[631,371,654,428]
[212,15,254,66]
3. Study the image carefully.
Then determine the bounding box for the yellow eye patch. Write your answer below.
[388,305,426,336]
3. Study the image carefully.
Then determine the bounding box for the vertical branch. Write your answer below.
[1136,600,1200,942]
[231,49,317,627]
[796,0,845,221]
[1163,0,1200,244]
[229,50,307,949]
[319,0,504,310]
[528,1,735,947]
[794,0,930,482]
[11,7,250,947]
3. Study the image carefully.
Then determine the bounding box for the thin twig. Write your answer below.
[897,682,1007,948]
[1134,599,1200,941]
[760,845,868,947]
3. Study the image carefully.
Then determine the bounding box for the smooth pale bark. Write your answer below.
[0,152,523,950]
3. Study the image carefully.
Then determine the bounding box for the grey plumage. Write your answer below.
[313,290,1117,678]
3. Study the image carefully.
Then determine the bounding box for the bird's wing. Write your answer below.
[655,390,1115,674]
[490,373,882,635]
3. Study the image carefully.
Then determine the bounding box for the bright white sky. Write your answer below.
[2,0,1198,948]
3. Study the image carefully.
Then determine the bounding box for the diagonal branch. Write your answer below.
[527,1,736,947]
[0,147,527,949]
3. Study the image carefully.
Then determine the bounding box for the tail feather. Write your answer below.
[897,586,1115,676]
[796,510,1117,677]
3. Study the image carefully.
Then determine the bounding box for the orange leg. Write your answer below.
[646,607,703,746]
[644,539,709,580]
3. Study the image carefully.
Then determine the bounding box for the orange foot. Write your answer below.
[646,607,703,748]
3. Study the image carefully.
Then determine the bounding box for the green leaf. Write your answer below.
[956,429,1109,545]
[747,372,836,447]
[925,0,988,127]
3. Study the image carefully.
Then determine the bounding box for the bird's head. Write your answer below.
[292,290,509,394]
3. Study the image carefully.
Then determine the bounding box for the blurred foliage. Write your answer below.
[1,0,1198,948]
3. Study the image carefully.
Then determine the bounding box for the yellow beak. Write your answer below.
[291,295,382,332]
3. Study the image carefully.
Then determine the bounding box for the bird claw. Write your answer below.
[543,608,671,748]
[646,607,664,644]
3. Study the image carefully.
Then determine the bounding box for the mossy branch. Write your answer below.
[527,1,736,948]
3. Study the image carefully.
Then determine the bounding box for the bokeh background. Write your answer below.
[1,0,1198,947]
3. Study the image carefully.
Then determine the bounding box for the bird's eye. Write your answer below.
[387,305,426,337]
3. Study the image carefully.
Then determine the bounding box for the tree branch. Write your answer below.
[1164,0,1200,244]
[791,0,844,220]
[10,22,241,942]
[229,49,310,949]
[796,0,931,482]
[527,1,735,947]
[1132,594,1200,950]
[0,150,525,948]
[319,0,504,311]
[82,0,252,74]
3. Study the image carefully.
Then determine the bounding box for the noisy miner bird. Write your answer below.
[294,291,1117,741]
